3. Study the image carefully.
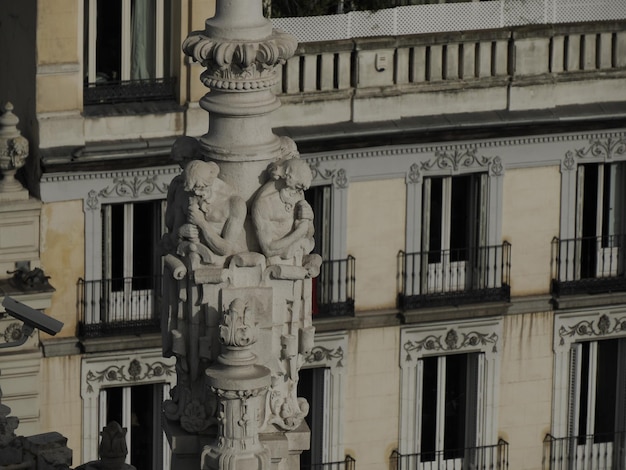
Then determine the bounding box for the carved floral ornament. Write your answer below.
[407,148,503,183]
[86,175,169,210]
[403,328,499,362]
[558,313,626,346]
[305,345,344,368]
[183,28,297,90]
[562,135,626,171]
[85,358,175,394]
[308,161,348,189]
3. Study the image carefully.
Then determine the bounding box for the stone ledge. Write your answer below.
[41,336,81,357]
[80,333,162,353]
[401,301,510,325]
[552,291,626,311]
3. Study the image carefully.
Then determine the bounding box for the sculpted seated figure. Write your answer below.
[177,160,246,261]
[252,156,316,263]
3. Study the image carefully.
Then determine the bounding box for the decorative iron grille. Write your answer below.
[543,433,626,470]
[302,455,356,470]
[83,77,176,105]
[551,235,626,296]
[314,256,356,318]
[398,242,511,309]
[77,276,161,337]
[391,440,509,470]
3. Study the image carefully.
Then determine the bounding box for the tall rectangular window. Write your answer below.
[419,353,481,465]
[102,200,164,322]
[298,367,329,468]
[99,384,169,470]
[576,162,626,278]
[84,0,172,84]
[422,173,487,292]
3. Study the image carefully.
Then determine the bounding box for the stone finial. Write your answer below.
[99,421,128,470]
[0,386,20,445]
[0,102,29,199]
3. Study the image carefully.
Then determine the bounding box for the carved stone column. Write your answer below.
[162,2,316,470]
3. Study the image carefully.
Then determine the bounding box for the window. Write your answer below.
[83,0,174,104]
[99,384,170,469]
[101,201,164,323]
[419,353,481,464]
[306,185,355,317]
[566,339,626,467]
[576,162,625,278]
[398,318,502,466]
[421,173,487,293]
[298,367,330,468]
[549,309,626,469]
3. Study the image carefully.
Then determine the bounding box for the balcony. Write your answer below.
[391,440,509,470]
[302,456,356,470]
[398,243,511,310]
[313,256,355,318]
[543,433,626,470]
[77,276,161,338]
[83,77,176,106]
[551,235,626,297]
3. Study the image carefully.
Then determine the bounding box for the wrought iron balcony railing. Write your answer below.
[302,455,356,470]
[543,433,626,470]
[77,276,161,338]
[83,77,176,105]
[551,235,626,296]
[397,242,511,310]
[313,256,355,318]
[391,440,509,470]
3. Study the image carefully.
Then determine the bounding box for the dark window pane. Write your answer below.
[131,385,155,470]
[594,339,618,442]
[450,175,471,261]
[420,356,438,461]
[110,204,125,290]
[578,342,590,443]
[444,353,467,459]
[298,368,326,467]
[96,0,122,82]
[427,178,443,263]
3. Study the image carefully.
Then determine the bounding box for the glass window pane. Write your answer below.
[96,0,122,82]
[420,356,438,460]
[443,353,467,458]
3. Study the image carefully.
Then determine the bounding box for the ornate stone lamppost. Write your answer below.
[160,1,318,470]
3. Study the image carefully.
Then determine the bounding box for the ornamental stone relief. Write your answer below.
[305,345,344,368]
[562,135,626,171]
[403,327,499,362]
[308,161,348,189]
[84,358,175,394]
[86,175,169,210]
[558,313,626,346]
[420,148,503,176]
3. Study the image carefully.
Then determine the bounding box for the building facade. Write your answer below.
[0,1,626,469]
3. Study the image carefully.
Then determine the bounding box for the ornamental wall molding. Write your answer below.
[308,162,349,188]
[562,135,626,171]
[401,317,502,365]
[305,130,626,165]
[305,345,344,369]
[554,307,626,349]
[81,350,176,398]
[85,175,170,210]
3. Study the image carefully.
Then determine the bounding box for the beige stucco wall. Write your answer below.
[344,326,399,470]
[40,355,83,464]
[499,311,554,470]
[40,200,84,338]
[347,179,405,311]
[502,166,560,296]
[37,0,79,65]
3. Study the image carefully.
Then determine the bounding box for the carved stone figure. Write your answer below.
[252,157,315,263]
[161,136,202,255]
[99,422,128,470]
[178,160,246,264]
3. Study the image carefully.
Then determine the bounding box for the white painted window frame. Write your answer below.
[552,307,626,439]
[302,330,349,464]
[398,317,502,456]
[80,349,176,464]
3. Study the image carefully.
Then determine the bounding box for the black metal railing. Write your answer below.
[77,276,161,337]
[543,433,626,470]
[302,455,356,470]
[551,235,626,296]
[84,77,176,105]
[313,256,355,318]
[391,440,509,470]
[397,242,511,309]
